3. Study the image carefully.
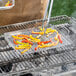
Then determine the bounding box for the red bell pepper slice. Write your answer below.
[13,39,18,45]
[58,34,63,44]
[37,39,52,45]
[22,40,33,45]
[35,46,39,51]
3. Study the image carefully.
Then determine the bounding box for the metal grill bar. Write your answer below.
[0,43,76,66]
[11,50,76,73]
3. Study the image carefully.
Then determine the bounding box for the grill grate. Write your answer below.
[0,15,76,76]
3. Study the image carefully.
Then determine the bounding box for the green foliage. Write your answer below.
[50,0,76,17]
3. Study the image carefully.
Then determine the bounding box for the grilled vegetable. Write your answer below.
[58,34,63,44]
[37,39,52,45]
[32,31,44,35]
[21,47,31,54]
[13,39,18,45]
[29,35,40,42]
[12,27,63,54]
[22,40,33,45]
[5,1,10,6]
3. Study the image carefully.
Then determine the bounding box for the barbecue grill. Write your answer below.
[0,15,76,76]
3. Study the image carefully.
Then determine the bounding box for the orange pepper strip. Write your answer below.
[35,43,55,51]
[13,39,18,45]
[35,46,39,51]
[32,31,44,35]
[32,32,40,34]
[58,34,63,44]
[37,39,52,45]
[17,34,30,38]
[22,40,33,45]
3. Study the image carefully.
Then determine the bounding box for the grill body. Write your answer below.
[0,15,76,76]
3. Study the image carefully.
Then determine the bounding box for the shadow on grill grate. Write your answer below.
[0,63,13,73]
[20,73,33,76]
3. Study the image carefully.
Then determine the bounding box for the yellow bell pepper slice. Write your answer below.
[15,46,29,50]
[45,28,58,34]
[21,47,31,54]
[38,27,45,31]
[46,29,58,37]
[16,41,29,45]
[29,35,40,42]
[12,35,23,40]
[18,44,32,47]
[5,1,10,6]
